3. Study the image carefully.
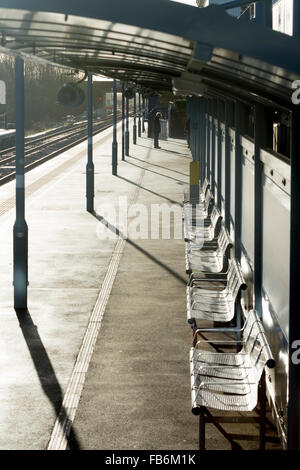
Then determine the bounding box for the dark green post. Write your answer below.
[112,79,118,175]
[86,73,94,212]
[13,56,28,310]
[138,92,141,137]
[125,95,129,156]
[133,88,137,144]
[122,82,125,161]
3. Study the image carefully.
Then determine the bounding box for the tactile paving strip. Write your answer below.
[47,145,152,451]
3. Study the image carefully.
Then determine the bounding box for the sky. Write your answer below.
[170,0,197,6]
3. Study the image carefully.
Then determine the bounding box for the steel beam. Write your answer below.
[112,79,118,175]
[86,73,94,212]
[287,105,300,450]
[13,56,28,310]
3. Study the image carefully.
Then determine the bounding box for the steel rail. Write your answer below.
[0,115,122,186]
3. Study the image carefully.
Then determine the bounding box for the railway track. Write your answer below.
[0,114,120,186]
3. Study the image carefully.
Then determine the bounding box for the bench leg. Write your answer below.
[191,319,197,333]
[235,302,242,352]
[259,372,266,450]
[199,407,206,450]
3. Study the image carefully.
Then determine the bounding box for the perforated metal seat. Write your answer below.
[190,309,276,413]
[186,259,246,323]
[183,179,210,206]
[184,204,221,244]
[185,224,232,275]
[183,186,214,222]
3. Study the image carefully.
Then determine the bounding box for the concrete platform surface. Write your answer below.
[0,123,280,450]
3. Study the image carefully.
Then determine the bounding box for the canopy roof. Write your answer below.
[0,0,299,108]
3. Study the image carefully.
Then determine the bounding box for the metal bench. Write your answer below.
[186,259,246,325]
[183,178,210,205]
[189,309,276,449]
[183,187,214,222]
[184,204,222,243]
[185,223,233,275]
[198,178,210,204]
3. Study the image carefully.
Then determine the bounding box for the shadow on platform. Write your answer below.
[117,175,180,205]
[15,308,81,450]
[92,211,187,286]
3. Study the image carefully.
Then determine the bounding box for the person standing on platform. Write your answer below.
[153,112,161,148]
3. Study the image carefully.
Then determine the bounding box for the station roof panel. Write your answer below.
[0,0,299,107]
[0,7,193,90]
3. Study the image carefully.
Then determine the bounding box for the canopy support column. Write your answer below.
[211,99,217,198]
[206,99,211,183]
[125,95,129,156]
[234,100,248,339]
[234,100,248,262]
[112,79,118,175]
[13,55,28,310]
[133,88,137,144]
[255,0,272,27]
[216,99,222,212]
[224,100,233,233]
[196,97,200,165]
[86,73,94,213]
[138,92,141,137]
[288,105,300,450]
[254,104,272,317]
[293,0,300,37]
[122,82,125,161]
[142,96,145,133]
[199,98,205,186]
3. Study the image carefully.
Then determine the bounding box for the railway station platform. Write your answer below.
[0,124,279,450]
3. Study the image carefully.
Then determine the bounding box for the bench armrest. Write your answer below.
[193,338,244,349]
[193,327,244,343]
[197,381,257,389]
